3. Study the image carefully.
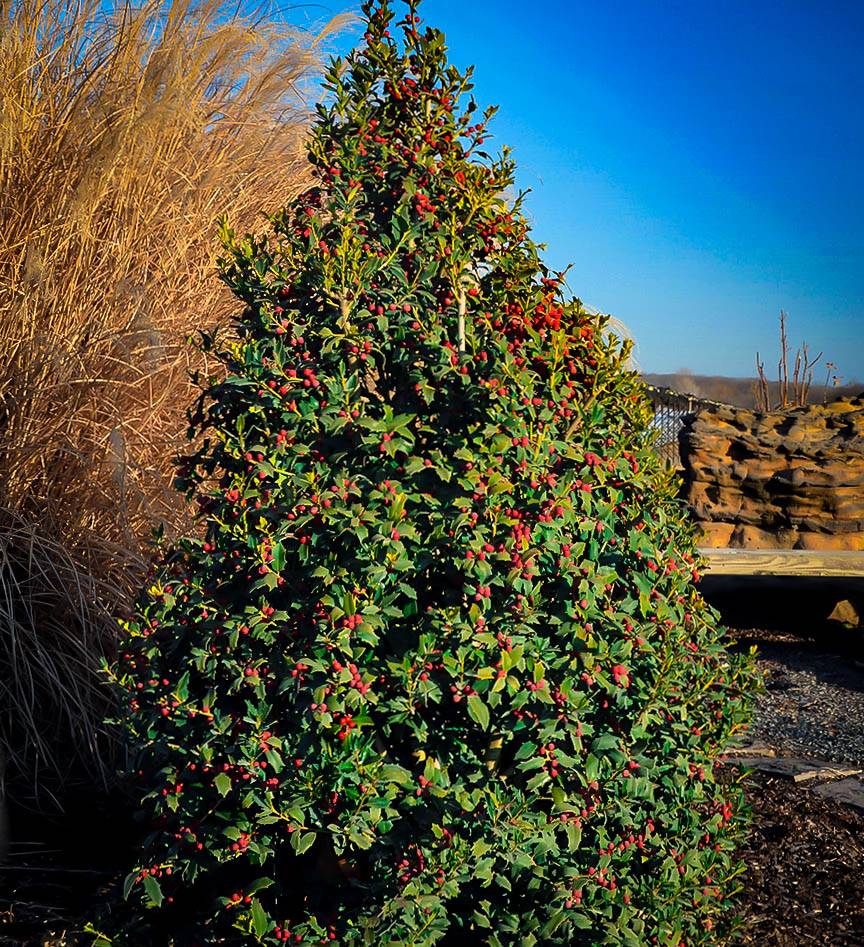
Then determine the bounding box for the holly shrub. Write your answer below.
[96,1,759,944]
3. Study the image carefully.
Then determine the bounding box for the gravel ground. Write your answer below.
[721,626,864,946]
[729,627,864,767]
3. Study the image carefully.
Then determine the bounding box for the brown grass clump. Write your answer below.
[0,0,359,803]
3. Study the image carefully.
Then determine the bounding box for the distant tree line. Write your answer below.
[640,373,862,410]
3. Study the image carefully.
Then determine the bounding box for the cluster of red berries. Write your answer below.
[396,844,426,885]
[335,714,356,740]
[472,584,492,601]
[449,682,476,704]
[539,742,560,778]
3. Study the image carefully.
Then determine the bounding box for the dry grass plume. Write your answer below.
[0,0,359,803]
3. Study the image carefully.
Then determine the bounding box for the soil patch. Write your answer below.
[730,768,864,945]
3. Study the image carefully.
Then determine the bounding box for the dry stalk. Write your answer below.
[798,343,822,407]
[822,361,839,403]
[778,309,789,408]
[755,351,770,412]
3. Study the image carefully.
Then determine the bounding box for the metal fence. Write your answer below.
[643,385,729,467]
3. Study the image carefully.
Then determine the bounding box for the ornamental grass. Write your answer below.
[0,0,357,801]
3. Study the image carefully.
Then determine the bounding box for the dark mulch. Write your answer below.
[729,769,864,946]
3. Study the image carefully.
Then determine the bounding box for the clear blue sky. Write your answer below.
[285,0,863,381]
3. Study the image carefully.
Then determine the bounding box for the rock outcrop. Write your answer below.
[678,397,864,550]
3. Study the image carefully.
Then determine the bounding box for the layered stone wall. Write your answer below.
[678,398,864,550]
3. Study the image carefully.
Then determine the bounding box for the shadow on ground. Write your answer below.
[702,574,863,656]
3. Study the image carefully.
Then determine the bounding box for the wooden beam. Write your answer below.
[698,548,864,577]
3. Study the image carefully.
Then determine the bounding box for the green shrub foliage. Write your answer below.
[101,1,758,943]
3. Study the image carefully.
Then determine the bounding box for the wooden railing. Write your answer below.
[697,548,864,576]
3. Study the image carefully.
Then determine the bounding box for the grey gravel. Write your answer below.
[730,629,864,768]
